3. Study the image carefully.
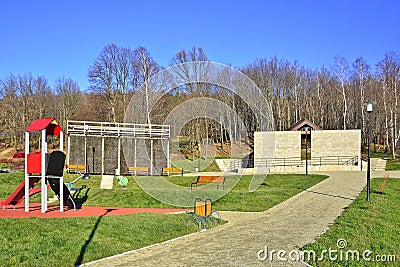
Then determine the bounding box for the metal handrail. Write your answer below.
[236,155,359,169]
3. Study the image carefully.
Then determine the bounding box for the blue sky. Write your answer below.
[0,0,399,90]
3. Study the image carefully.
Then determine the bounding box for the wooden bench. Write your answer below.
[161,167,183,176]
[128,166,149,175]
[190,176,225,190]
[67,164,86,174]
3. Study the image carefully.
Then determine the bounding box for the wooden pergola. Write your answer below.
[66,120,170,176]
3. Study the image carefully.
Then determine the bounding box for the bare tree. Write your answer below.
[169,46,210,152]
[0,74,54,147]
[2,46,400,159]
[32,76,53,119]
[54,77,83,129]
[0,75,20,147]
[88,43,134,122]
[376,52,400,158]
[132,46,160,124]
[333,56,349,130]
[352,57,370,144]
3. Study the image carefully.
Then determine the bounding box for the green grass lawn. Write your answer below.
[57,172,326,211]
[368,151,392,159]
[385,158,400,171]
[302,178,400,266]
[164,173,327,211]
[0,171,327,266]
[0,213,197,267]
[214,174,326,211]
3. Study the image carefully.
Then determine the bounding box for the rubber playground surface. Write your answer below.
[0,203,186,219]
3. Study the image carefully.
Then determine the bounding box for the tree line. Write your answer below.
[0,44,399,157]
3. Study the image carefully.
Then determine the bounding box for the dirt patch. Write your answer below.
[378,177,388,193]
[0,148,16,159]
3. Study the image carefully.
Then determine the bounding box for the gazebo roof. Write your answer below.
[287,118,322,131]
[25,118,63,135]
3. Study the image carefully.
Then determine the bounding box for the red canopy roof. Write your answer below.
[25,118,63,135]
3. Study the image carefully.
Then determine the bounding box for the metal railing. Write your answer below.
[227,156,359,170]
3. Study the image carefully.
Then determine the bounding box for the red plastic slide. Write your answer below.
[1,177,46,207]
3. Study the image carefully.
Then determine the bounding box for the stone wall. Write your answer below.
[254,131,301,166]
[311,130,361,158]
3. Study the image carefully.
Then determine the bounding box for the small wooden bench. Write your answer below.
[128,166,149,175]
[190,176,225,190]
[67,164,86,174]
[161,167,183,176]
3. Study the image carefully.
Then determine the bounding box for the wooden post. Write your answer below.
[167,139,170,168]
[134,138,137,175]
[60,173,64,212]
[84,124,88,173]
[150,139,154,176]
[60,130,64,152]
[67,134,71,167]
[41,129,47,213]
[101,136,105,177]
[24,132,30,212]
[117,137,121,175]
[60,130,64,212]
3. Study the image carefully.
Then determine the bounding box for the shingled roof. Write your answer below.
[287,118,322,131]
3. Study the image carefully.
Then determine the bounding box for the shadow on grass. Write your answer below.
[372,189,386,195]
[84,189,108,202]
[74,208,116,266]
[305,190,355,201]
[73,187,91,208]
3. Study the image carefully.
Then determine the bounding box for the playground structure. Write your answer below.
[67,172,90,192]
[1,118,76,213]
[67,120,170,176]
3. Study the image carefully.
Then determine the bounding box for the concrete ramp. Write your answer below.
[215,159,242,171]
[100,175,114,189]
[371,158,386,171]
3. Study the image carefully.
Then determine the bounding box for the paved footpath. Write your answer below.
[84,171,374,267]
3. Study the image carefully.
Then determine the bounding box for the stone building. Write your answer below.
[253,119,361,173]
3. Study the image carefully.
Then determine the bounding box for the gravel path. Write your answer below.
[83,171,368,267]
